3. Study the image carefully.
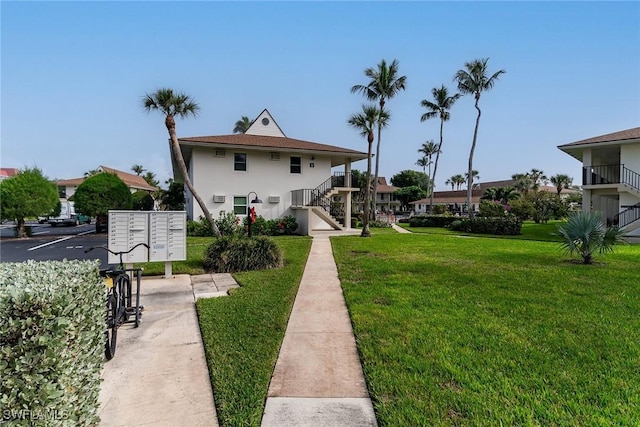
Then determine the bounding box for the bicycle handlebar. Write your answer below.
[85,242,150,255]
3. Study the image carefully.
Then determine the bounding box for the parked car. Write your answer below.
[48,199,91,227]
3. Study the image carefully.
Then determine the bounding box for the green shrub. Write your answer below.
[409,215,458,228]
[132,191,155,211]
[431,205,448,215]
[449,216,522,235]
[187,216,214,237]
[215,211,242,236]
[479,200,508,217]
[509,199,535,221]
[369,220,392,228]
[0,260,104,426]
[203,236,283,272]
[244,215,299,236]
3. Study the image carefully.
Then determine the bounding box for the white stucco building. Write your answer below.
[558,127,640,240]
[174,109,367,235]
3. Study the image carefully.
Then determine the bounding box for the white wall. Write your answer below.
[621,144,640,173]
[190,146,332,221]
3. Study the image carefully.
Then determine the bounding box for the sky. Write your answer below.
[2,1,639,191]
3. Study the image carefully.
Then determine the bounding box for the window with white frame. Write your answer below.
[233,196,248,215]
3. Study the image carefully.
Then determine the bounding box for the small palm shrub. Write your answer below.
[556,211,626,264]
[203,236,283,273]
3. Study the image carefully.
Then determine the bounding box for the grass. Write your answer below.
[196,236,311,426]
[137,237,213,275]
[331,232,640,426]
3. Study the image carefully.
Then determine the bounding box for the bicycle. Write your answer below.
[85,242,149,360]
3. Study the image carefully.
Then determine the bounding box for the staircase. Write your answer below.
[291,173,356,230]
[612,202,640,231]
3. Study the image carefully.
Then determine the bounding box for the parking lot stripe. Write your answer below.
[28,236,74,251]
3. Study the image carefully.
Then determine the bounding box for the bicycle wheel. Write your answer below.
[105,292,118,360]
[117,275,131,323]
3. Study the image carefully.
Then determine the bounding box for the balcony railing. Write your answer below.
[582,164,640,192]
[291,172,361,213]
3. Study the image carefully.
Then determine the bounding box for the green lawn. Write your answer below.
[139,237,213,275]
[332,232,640,426]
[196,236,311,426]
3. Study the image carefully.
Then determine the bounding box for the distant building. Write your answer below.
[0,168,20,181]
[56,165,158,198]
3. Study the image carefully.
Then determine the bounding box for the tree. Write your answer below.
[420,84,461,211]
[557,211,626,264]
[481,186,520,204]
[0,168,59,238]
[394,186,427,211]
[348,105,389,237]
[445,177,454,190]
[131,164,145,175]
[391,169,429,190]
[74,173,133,218]
[528,168,548,190]
[132,190,155,211]
[160,179,185,211]
[415,157,429,176]
[352,59,407,214]
[142,88,221,237]
[454,58,506,216]
[142,171,159,187]
[512,173,534,194]
[550,174,573,196]
[417,140,440,195]
[452,174,466,190]
[464,170,480,188]
[84,169,100,177]
[233,116,252,134]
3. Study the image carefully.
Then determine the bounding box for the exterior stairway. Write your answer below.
[291,173,356,230]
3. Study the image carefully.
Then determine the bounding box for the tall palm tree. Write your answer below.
[512,173,534,194]
[420,84,461,211]
[452,174,466,190]
[454,58,506,216]
[464,169,480,188]
[348,105,390,237]
[445,177,455,191]
[416,157,429,176]
[418,140,439,196]
[142,88,221,237]
[351,59,407,212]
[529,168,548,191]
[131,164,145,176]
[233,116,252,134]
[550,174,573,195]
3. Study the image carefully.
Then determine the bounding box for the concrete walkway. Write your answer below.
[391,223,411,234]
[98,273,238,427]
[261,235,378,427]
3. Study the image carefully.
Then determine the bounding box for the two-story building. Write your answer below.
[558,127,640,241]
[174,109,367,235]
[56,165,158,199]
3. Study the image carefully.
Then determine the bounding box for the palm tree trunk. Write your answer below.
[361,139,373,237]
[467,99,482,218]
[166,115,221,237]
[429,118,444,213]
[372,121,382,221]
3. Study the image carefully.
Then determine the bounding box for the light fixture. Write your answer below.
[247,192,262,237]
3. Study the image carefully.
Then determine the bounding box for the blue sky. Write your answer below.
[2,1,639,190]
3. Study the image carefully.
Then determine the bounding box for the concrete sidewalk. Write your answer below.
[98,273,238,427]
[261,235,378,426]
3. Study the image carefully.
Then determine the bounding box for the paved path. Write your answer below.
[98,274,238,427]
[391,223,411,233]
[261,235,378,427]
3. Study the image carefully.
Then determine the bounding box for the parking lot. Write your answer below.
[0,221,110,266]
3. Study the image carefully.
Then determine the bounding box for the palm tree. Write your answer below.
[464,170,480,188]
[550,174,573,196]
[454,58,506,216]
[417,140,440,196]
[131,164,145,176]
[142,88,221,237]
[512,173,534,194]
[445,177,455,191]
[420,84,461,211]
[557,211,626,264]
[452,174,466,190]
[529,168,548,191]
[351,59,407,212]
[416,157,429,176]
[233,116,252,134]
[348,105,390,237]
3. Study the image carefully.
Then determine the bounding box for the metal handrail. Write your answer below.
[612,202,640,228]
[291,172,359,213]
[582,164,640,193]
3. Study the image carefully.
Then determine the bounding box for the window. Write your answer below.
[234,153,247,171]
[233,196,247,215]
[290,156,301,174]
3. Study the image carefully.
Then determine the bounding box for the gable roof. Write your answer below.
[0,168,20,179]
[55,166,158,192]
[558,127,640,148]
[244,109,286,137]
[376,177,399,193]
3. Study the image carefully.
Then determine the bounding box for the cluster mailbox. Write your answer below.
[108,211,186,267]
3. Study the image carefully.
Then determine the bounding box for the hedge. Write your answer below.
[449,216,523,235]
[0,260,104,426]
[408,215,459,228]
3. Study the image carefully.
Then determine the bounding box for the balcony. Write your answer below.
[583,164,640,194]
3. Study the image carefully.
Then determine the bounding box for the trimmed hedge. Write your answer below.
[0,260,104,426]
[408,215,459,228]
[449,216,523,235]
